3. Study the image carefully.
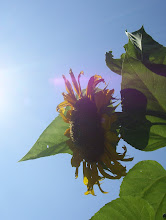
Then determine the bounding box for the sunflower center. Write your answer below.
[70,97,105,162]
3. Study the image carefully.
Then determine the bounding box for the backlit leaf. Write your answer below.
[120,160,166,220]
[19,114,72,162]
[106,26,166,150]
[91,196,155,220]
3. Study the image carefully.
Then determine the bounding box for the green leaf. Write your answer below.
[91,196,155,220]
[19,114,72,162]
[125,26,166,76]
[105,51,124,75]
[106,26,166,151]
[120,160,166,220]
[119,89,152,150]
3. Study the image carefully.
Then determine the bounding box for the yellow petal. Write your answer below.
[84,188,95,196]
[84,190,91,195]
[56,100,69,112]
[59,109,69,123]
[64,128,70,137]
[83,176,88,185]
[90,188,95,196]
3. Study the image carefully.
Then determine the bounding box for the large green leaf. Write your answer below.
[19,114,72,162]
[106,26,166,151]
[91,196,155,220]
[120,160,166,220]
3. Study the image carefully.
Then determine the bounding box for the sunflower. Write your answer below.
[56,69,133,195]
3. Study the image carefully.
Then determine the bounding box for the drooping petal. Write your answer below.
[105,142,133,162]
[105,142,122,161]
[113,160,127,175]
[59,108,70,123]
[78,71,84,97]
[97,181,108,194]
[86,75,105,99]
[69,69,80,97]
[98,163,121,179]
[101,153,115,173]
[121,157,134,161]
[119,146,134,161]
[75,167,78,179]
[56,100,70,112]
[102,152,126,175]
[83,161,90,182]
[91,163,99,182]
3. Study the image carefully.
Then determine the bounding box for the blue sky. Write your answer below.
[0,0,166,219]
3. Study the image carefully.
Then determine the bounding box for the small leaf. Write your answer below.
[19,114,72,162]
[91,196,155,220]
[120,160,166,219]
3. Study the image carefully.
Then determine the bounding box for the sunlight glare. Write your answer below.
[0,72,14,120]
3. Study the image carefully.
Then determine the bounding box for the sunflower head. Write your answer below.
[56,69,133,195]
[70,97,105,162]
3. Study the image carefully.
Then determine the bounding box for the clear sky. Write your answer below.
[0,0,166,219]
